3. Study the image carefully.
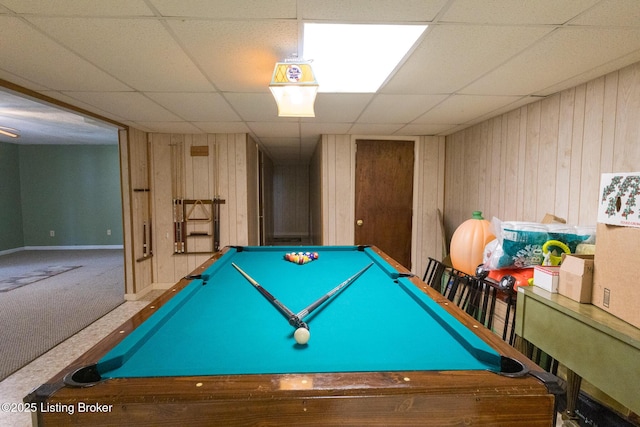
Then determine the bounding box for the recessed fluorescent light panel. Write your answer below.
[303,23,427,93]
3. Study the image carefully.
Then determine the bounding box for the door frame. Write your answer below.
[318,134,445,277]
[349,135,421,269]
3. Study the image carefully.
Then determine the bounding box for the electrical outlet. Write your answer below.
[107,229,111,236]
[49,230,55,237]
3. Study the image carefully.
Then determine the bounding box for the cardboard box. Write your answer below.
[533,266,560,293]
[558,254,594,303]
[592,222,640,329]
[541,213,566,224]
[598,172,640,228]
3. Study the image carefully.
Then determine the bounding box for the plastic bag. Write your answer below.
[483,218,595,270]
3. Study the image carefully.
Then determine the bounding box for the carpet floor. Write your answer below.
[0,265,81,292]
[0,250,125,381]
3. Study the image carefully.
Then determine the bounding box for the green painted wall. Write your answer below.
[18,144,123,247]
[0,142,25,251]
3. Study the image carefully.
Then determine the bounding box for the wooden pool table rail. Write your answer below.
[26,247,559,426]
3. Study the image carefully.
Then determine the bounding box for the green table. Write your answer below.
[515,286,640,419]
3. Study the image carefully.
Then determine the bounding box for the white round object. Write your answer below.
[294,327,310,345]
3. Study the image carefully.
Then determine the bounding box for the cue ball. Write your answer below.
[294,327,310,345]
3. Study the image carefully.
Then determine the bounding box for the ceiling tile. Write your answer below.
[349,123,405,134]
[300,0,447,22]
[358,94,448,123]
[150,0,298,19]
[383,25,553,94]
[38,91,129,124]
[413,94,522,124]
[301,136,320,146]
[225,93,280,121]
[134,121,203,134]
[28,17,214,92]
[311,94,374,122]
[442,0,599,25]
[62,92,182,121]
[462,96,541,126]
[440,123,475,135]
[0,17,129,91]
[300,122,352,136]
[0,70,50,92]
[463,27,640,95]
[3,1,640,164]
[258,136,319,163]
[570,0,640,26]
[396,123,454,135]
[259,137,301,147]
[0,0,153,15]
[539,50,640,96]
[191,122,251,134]
[247,121,300,138]
[168,19,298,92]
[145,92,240,122]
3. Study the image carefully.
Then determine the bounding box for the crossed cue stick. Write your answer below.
[231,262,373,345]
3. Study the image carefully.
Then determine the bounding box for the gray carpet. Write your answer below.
[0,250,125,381]
[0,265,81,292]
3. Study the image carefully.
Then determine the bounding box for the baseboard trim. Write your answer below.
[0,247,24,257]
[25,245,124,251]
[124,283,174,301]
[1,246,124,257]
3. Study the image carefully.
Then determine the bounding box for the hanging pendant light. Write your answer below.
[269,58,318,117]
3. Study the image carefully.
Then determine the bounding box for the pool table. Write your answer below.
[26,246,559,426]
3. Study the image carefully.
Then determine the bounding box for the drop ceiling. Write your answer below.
[1,0,640,163]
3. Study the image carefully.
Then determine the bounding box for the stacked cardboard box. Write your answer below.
[533,266,560,292]
[558,253,594,303]
[591,172,640,329]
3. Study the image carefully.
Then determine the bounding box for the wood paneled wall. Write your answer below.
[120,131,258,297]
[119,61,640,296]
[413,135,447,270]
[260,152,275,245]
[309,141,322,245]
[119,127,151,296]
[315,135,446,276]
[246,136,260,245]
[317,135,356,245]
[151,133,259,286]
[444,61,640,241]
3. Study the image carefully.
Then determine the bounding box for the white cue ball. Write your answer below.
[294,327,310,345]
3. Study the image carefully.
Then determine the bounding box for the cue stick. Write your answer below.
[231,263,307,329]
[148,218,152,256]
[171,141,178,254]
[296,263,373,320]
[142,220,147,256]
[213,198,221,252]
[178,199,184,253]
[173,199,178,253]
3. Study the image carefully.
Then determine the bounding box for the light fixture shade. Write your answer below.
[0,127,20,138]
[269,61,318,117]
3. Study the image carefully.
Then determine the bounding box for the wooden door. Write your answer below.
[355,140,414,268]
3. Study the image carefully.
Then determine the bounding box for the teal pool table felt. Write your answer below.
[97,246,501,378]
